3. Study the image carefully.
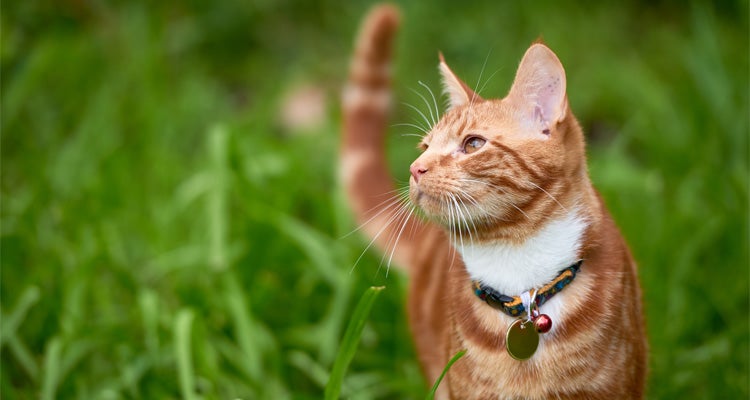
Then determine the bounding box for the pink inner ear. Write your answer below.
[536,74,564,125]
[508,44,567,132]
[533,105,551,135]
[533,104,543,124]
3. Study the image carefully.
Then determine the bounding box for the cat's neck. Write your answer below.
[459,207,589,296]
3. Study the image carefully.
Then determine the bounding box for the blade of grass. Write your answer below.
[288,350,329,389]
[0,286,41,347]
[222,273,263,382]
[7,335,39,381]
[324,286,385,400]
[40,336,63,400]
[208,124,229,272]
[1,286,41,380]
[138,289,159,353]
[426,349,466,400]
[262,207,352,364]
[175,309,197,400]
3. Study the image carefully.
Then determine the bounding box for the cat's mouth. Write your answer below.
[410,187,438,214]
[410,186,475,225]
[411,182,525,231]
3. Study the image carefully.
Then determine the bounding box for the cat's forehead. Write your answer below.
[428,100,517,142]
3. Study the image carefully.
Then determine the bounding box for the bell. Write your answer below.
[534,314,552,333]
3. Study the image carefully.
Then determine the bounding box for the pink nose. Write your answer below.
[410,163,428,183]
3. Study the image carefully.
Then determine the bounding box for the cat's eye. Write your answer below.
[463,136,486,154]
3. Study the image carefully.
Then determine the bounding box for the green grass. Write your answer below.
[2,1,748,399]
[426,350,466,400]
[325,286,385,400]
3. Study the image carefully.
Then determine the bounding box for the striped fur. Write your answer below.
[341,5,647,399]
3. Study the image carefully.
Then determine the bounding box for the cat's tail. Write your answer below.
[342,4,399,133]
[341,5,425,271]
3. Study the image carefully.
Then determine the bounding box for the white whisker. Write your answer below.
[453,185,490,219]
[341,189,409,239]
[475,67,503,97]
[385,206,415,275]
[452,188,479,245]
[409,87,437,126]
[349,189,413,274]
[526,180,568,213]
[392,122,429,134]
[374,199,414,275]
[439,197,453,264]
[378,186,416,273]
[458,178,530,220]
[402,102,434,132]
[467,48,493,110]
[418,80,441,124]
[444,196,459,270]
[510,202,530,220]
[449,193,466,255]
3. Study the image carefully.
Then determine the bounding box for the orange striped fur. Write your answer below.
[341,5,647,399]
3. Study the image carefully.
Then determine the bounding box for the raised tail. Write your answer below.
[340,5,426,271]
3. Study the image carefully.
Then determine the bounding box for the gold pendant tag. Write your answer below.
[505,319,539,360]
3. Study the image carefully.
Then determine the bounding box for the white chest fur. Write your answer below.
[459,210,588,298]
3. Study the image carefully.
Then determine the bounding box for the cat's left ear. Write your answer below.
[439,53,482,110]
[507,43,568,134]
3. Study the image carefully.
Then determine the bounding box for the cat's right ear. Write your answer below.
[439,53,482,110]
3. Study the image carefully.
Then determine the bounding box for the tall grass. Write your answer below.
[2,1,747,398]
[325,286,385,400]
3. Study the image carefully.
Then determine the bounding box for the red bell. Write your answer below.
[534,314,552,333]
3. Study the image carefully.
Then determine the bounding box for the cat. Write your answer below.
[341,5,647,399]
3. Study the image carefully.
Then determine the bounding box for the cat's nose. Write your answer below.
[410,163,428,183]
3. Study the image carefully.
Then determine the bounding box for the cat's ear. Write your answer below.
[507,43,567,133]
[439,53,482,110]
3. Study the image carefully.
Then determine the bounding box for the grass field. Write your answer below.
[2,1,748,399]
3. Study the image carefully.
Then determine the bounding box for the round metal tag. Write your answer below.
[505,319,539,360]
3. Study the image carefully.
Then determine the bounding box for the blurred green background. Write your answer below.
[2,1,748,398]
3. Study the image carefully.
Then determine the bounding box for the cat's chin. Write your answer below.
[409,188,441,216]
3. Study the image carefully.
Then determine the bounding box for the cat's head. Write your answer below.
[409,43,586,238]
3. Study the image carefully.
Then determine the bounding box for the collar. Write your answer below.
[472,260,583,318]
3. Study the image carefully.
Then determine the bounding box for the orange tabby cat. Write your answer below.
[341,5,647,399]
